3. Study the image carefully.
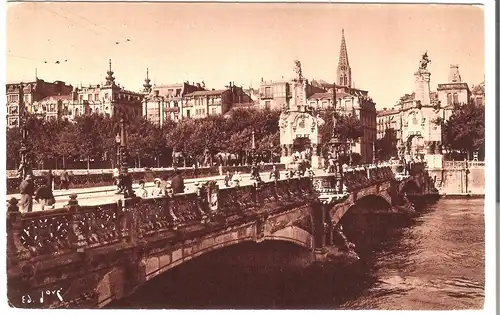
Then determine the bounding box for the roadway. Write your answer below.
[10,170,327,212]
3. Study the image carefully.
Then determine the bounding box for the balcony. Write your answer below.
[259,94,274,100]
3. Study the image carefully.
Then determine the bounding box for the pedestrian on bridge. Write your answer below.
[34,179,55,210]
[59,168,70,190]
[171,171,185,194]
[136,180,148,198]
[151,178,165,197]
[224,171,232,187]
[19,175,34,213]
[232,171,242,187]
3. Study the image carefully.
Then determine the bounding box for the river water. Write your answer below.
[110,198,484,310]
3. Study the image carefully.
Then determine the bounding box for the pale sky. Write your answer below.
[6,2,484,109]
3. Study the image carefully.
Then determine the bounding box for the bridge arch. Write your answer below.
[399,179,421,194]
[329,194,393,228]
[96,223,312,307]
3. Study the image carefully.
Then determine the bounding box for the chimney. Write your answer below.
[196,83,201,88]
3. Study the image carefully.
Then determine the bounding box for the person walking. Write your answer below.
[136,180,148,198]
[224,171,232,187]
[171,171,185,194]
[19,175,35,213]
[151,178,165,197]
[34,179,56,210]
[269,165,280,182]
[232,171,242,187]
[59,168,70,190]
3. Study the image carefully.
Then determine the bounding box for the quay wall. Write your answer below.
[428,163,485,196]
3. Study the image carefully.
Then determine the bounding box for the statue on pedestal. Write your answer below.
[293,60,303,82]
[419,51,431,70]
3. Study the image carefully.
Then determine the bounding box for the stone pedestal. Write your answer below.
[414,68,431,106]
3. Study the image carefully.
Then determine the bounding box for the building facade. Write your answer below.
[376,61,483,166]
[258,78,291,110]
[142,73,205,125]
[6,79,73,127]
[182,82,252,119]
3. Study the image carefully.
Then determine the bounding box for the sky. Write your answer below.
[6,2,484,109]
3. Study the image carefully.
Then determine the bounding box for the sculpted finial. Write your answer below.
[293,60,303,82]
[419,51,431,70]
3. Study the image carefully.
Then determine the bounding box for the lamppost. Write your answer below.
[17,82,32,180]
[118,115,136,198]
[250,130,259,180]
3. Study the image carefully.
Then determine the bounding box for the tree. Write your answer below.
[73,114,104,169]
[318,108,363,147]
[442,101,485,160]
[6,127,21,169]
[375,128,398,160]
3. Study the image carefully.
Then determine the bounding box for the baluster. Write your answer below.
[7,198,30,266]
[65,193,87,251]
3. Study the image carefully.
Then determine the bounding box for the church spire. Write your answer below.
[105,59,116,86]
[143,68,152,93]
[337,29,352,88]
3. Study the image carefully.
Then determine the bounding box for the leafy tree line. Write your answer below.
[442,101,485,160]
[6,107,363,170]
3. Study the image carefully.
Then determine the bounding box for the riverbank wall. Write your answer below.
[428,161,485,197]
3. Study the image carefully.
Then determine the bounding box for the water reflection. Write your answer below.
[110,198,484,310]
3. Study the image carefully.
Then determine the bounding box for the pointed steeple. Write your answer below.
[143,68,152,93]
[105,59,116,86]
[337,29,352,88]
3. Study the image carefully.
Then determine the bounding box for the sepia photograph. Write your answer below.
[3,0,495,312]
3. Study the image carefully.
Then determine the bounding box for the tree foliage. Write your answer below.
[442,101,485,159]
[318,107,364,145]
[6,106,370,170]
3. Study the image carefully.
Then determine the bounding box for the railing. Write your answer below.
[7,177,316,264]
[443,160,485,169]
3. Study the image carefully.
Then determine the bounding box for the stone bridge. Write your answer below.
[7,162,435,309]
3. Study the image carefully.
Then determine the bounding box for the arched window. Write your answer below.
[447,93,452,105]
[453,93,458,104]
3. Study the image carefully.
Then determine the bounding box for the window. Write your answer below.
[265,101,271,109]
[88,94,93,102]
[265,87,272,98]
[447,93,452,105]
[186,109,191,118]
[105,93,109,100]
[79,95,84,103]
[95,94,99,101]
[453,93,458,104]
[212,107,216,114]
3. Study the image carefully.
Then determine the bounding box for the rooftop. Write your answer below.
[377,108,401,117]
[185,89,227,97]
